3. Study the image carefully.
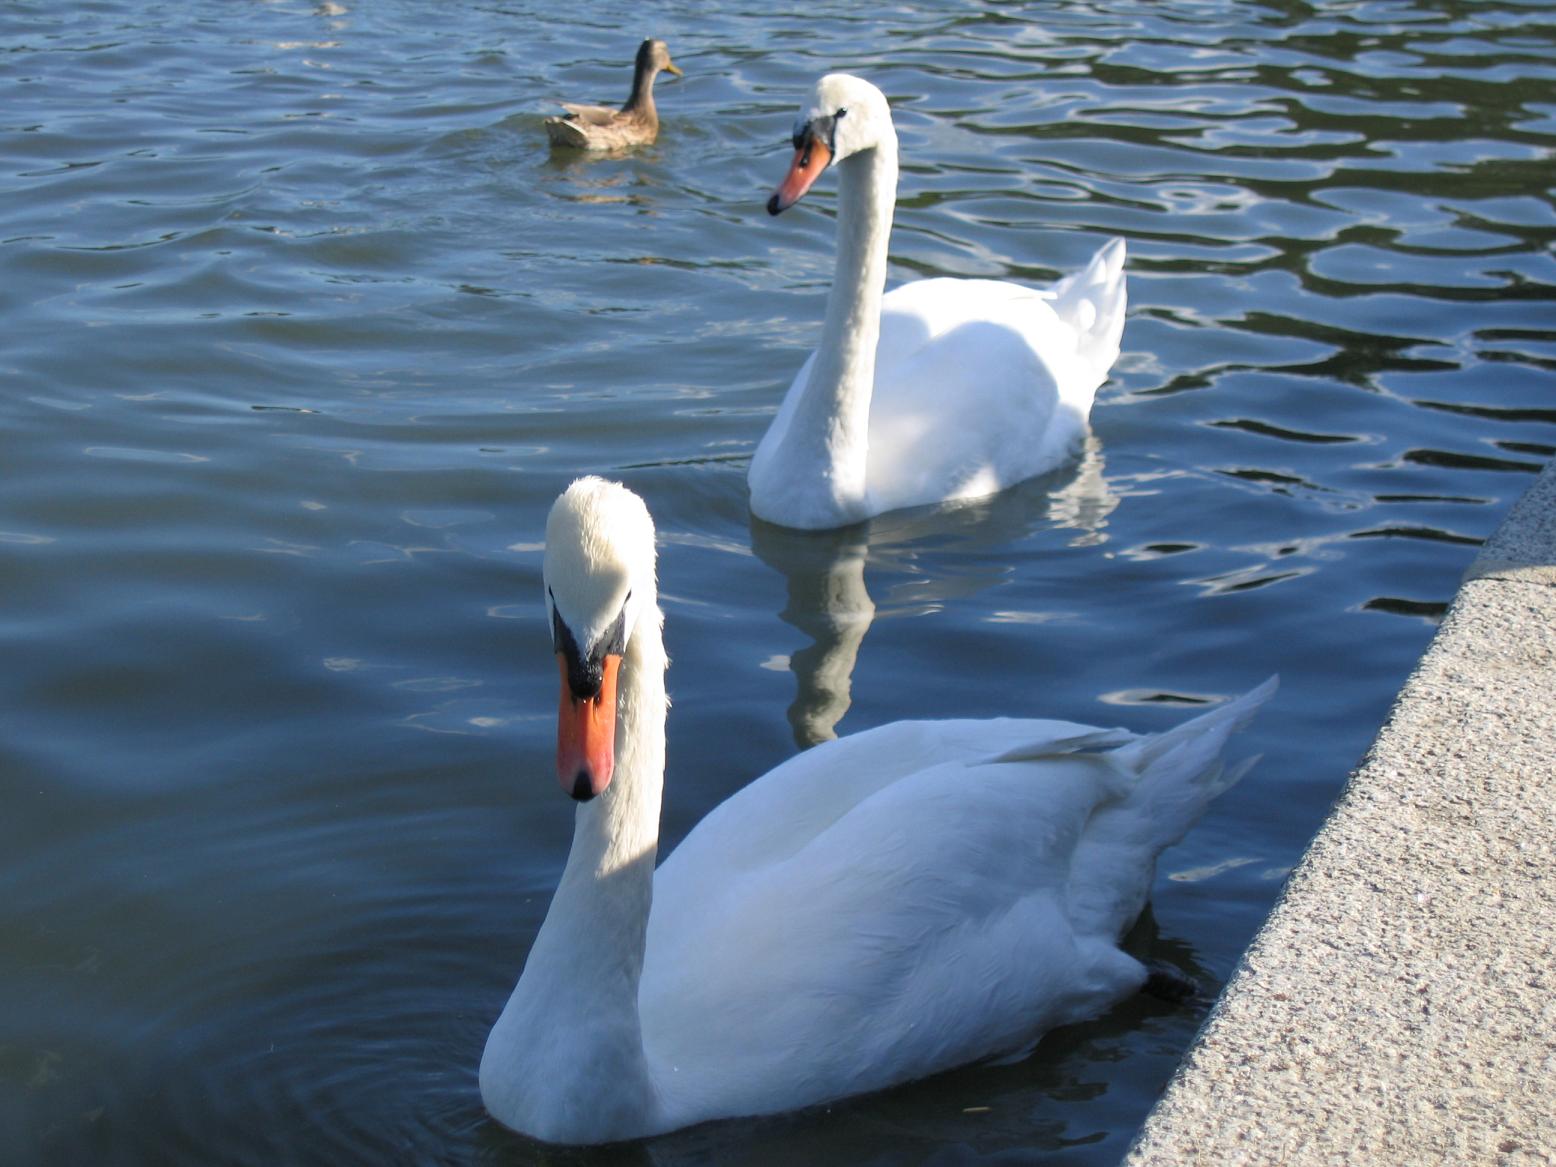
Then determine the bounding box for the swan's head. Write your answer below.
[543,478,657,802]
[768,73,895,215]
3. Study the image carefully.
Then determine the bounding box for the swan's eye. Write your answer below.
[835,106,848,119]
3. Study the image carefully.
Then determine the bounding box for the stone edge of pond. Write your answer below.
[1124,457,1556,1166]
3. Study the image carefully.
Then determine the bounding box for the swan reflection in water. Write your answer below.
[750,435,1116,747]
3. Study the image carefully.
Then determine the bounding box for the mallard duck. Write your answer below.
[478,477,1276,1144]
[544,39,682,151]
[751,74,1127,530]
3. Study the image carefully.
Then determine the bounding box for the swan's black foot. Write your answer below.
[1141,961,1200,1005]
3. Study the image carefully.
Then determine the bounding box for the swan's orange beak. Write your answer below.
[556,653,621,801]
[768,135,832,215]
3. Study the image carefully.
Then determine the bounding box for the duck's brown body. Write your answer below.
[545,39,680,150]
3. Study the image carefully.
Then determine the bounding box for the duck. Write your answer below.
[478,477,1276,1145]
[750,74,1127,530]
[544,39,682,151]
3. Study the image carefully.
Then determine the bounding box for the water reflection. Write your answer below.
[749,519,875,747]
[539,148,669,208]
[753,437,1116,746]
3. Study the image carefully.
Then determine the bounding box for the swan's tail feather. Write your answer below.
[1065,676,1277,941]
[1046,237,1127,385]
[1111,674,1276,783]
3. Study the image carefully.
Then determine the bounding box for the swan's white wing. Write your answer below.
[752,281,1089,523]
[654,716,1124,882]
[640,679,1275,1127]
[642,739,1144,1123]
[859,266,1127,516]
[868,282,1068,510]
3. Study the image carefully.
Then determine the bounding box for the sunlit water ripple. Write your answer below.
[2,1,1553,1163]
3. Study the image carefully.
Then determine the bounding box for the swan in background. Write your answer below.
[751,73,1126,530]
[479,477,1275,1144]
[545,39,682,151]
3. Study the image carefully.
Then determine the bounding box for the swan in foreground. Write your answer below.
[544,39,682,151]
[479,477,1275,1144]
[751,74,1127,530]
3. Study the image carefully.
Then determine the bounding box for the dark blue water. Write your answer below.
[3,1,1553,1163]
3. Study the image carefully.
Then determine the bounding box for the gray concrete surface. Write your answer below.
[1126,460,1556,1167]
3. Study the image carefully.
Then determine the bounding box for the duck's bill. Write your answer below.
[665,60,683,77]
[556,654,621,801]
[767,137,832,215]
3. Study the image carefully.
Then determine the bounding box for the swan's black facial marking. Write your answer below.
[824,107,846,151]
[598,596,629,656]
[791,108,844,165]
[550,588,629,700]
[789,122,816,170]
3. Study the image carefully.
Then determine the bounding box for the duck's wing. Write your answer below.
[543,116,593,149]
[557,102,620,125]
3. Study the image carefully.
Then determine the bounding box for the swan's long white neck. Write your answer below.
[756,134,898,525]
[536,612,665,993]
[479,597,669,1144]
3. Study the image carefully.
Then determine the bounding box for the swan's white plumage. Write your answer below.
[750,75,1127,529]
[481,478,1274,1144]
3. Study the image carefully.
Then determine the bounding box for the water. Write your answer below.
[3,1,1553,1163]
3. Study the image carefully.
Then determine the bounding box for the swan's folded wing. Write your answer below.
[644,684,1273,1118]
[863,279,1096,513]
[656,716,1112,883]
[642,746,1139,1121]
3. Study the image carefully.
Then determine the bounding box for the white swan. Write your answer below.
[479,477,1275,1145]
[750,74,1127,531]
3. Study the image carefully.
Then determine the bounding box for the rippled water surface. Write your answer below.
[4,1,1554,1163]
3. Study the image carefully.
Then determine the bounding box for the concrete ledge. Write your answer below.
[1126,461,1556,1166]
